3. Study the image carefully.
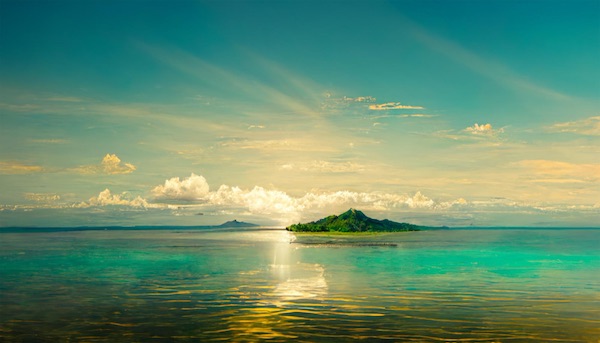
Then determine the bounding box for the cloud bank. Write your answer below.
[147,173,468,223]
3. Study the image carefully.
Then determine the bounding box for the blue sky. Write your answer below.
[1,0,598,227]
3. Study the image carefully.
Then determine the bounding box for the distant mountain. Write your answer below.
[286,209,422,232]
[216,220,259,228]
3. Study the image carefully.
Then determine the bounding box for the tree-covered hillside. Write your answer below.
[286,209,421,232]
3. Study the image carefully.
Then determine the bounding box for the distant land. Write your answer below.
[215,220,259,228]
[0,220,259,232]
[286,209,427,232]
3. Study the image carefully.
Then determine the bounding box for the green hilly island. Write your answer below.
[286,209,423,232]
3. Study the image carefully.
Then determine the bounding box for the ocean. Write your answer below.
[1,228,598,342]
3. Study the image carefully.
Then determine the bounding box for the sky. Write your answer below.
[0,0,599,227]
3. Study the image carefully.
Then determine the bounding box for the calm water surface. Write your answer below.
[1,228,599,342]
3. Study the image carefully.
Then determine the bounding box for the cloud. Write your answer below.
[404,191,435,208]
[464,123,504,135]
[45,96,84,102]
[149,173,468,223]
[138,43,320,117]
[152,173,210,200]
[371,113,438,120]
[78,154,136,175]
[435,123,505,142]
[210,185,298,216]
[279,160,365,173]
[24,193,60,202]
[404,15,570,100]
[518,160,600,183]
[220,138,337,153]
[78,189,149,208]
[368,102,424,110]
[548,116,600,136]
[343,96,377,103]
[0,161,43,174]
[29,139,68,144]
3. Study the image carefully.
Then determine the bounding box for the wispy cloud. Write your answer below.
[279,160,366,173]
[547,116,600,136]
[518,160,600,184]
[344,96,377,103]
[24,193,61,202]
[369,102,424,110]
[76,154,136,175]
[45,96,84,102]
[435,122,505,142]
[404,16,570,100]
[138,43,322,118]
[219,138,338,153]
[371,113,438,120]
[28,138,68,144]
[0,161,43,174]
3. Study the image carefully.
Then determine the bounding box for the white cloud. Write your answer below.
[548,116,600,136]
[464,123,504,135]
[404,191,435,208]
[210,185,298,216]
[369,102,424,110]
[78,189,149,208]
[149,173,468,223]
[152,173,210,200]
[78,154,136,175]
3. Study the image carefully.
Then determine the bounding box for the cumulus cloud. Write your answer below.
[78,189,149,208]
[0,161,43,174]
[404,191,435,208]
[152,173,210,200]
[210,185,298,216]
[369,102,424,110]
[78,154,136,175]
[149,173,468,223]
[548,116,600,136]
[464,123,504,135]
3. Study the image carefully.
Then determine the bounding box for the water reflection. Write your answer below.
[218,231,329,341]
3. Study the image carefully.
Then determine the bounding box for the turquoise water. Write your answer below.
[0,228,599,342]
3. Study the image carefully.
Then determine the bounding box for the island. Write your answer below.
[286,209,422,232]
[216,220,259,228]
